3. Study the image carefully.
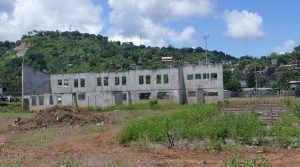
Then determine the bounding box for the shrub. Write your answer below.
[0,101,23,113]
[196,113,265,145]
[118,104,266,149]
[271,115,300,145]
[118,115,168,144]
[149,96,158,106]
[225,153,270,167]
[118,104,218,144]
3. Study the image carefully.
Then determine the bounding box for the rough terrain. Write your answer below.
[0,107,300,167]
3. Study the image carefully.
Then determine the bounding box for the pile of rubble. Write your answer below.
[14,105,105,130]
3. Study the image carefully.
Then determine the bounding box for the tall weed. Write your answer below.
[118,104,265,148]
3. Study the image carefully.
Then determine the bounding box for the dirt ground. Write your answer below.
[1,109,300,167]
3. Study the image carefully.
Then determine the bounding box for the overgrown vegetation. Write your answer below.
[284,98,300,117]
[1,31,300,90]
[271,115,300,146]
[0,101,23,113]
[87,102,191,112]
[225,153,270,167]
[0,30,235,88]
[118,104,265,147]
[119,103,300,149]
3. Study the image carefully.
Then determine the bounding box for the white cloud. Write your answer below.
[0,0,104,41]
[223,10,265,40]
[109,35,164,47]
[107,0,215,46]
[273,40,297,54]
[135,0,215,22]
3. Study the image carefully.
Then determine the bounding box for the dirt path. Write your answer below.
[1,126,300,167]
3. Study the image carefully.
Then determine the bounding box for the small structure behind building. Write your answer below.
[161,56,174,62]
[290,81,300,97]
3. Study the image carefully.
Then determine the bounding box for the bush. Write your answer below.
[0,101,23,113]
[149,96,158,106]
[118,104,266,149]
[118,104,218,144]
[271,115,300,145]
[118,115,168,144]
[201,113,265,145]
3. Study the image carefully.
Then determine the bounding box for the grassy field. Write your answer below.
[223,96,300,106]
[0,101,23,113]
[86,102,192,112]
[2,98,300,166]
[118,98,300,150]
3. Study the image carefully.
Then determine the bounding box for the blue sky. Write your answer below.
[0,0,300,58]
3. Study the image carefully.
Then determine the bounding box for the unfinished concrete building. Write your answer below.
[22,64,224,110]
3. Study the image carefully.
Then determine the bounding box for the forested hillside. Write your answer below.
[0,31,235,88]
[0,30,300,90]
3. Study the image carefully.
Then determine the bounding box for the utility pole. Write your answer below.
[203,34,209,64]
[21,55,25,111]
[254,63,258,106]
[255,63,258,92]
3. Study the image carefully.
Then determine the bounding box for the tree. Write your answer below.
[0,30,238,88]
[225,80,241,92]
[246,70,256,88]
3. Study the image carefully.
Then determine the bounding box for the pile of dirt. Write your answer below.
[15,105,105,130]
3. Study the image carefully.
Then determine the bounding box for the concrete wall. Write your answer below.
[23,64,51,95]
[24,94,53,110]
[50,68,179,94]
[182,64,223,103]
[49,68,181,107]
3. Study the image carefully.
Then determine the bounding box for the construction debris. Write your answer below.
[14,105,105,130]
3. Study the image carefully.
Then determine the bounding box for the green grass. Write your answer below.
[118,102,300,149]
[198,113,265,145]
[0,101,24,113]
[86,102,192,112]
[0,161,21,167]
[118,104,266,148]
[271,115,300,146]
[225,152,270,167]
[284,98,300,116]
[5,129,54,147]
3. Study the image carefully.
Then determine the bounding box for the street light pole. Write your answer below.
[255,63,258,92]
[203,34,209,64]
[22,56,24,111]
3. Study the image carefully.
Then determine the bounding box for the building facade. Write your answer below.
[22,63,224,110]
